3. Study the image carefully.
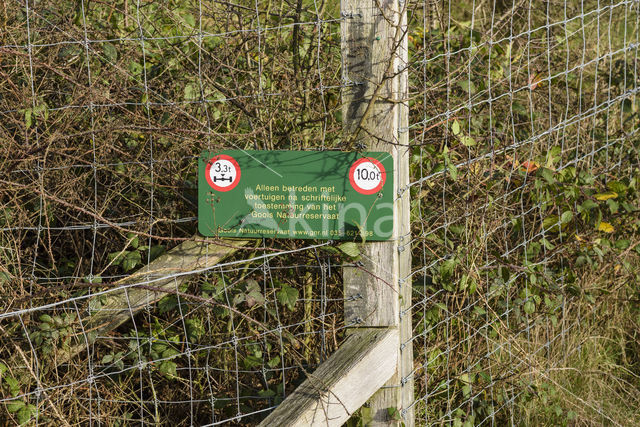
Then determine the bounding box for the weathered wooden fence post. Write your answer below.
[258,1,412,424]
[341,0,413,423]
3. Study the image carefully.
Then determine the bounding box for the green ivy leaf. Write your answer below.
[258,389,276,398]
[451,119,461,135]
[243,354,262,369]
[338,242,360,258]
[158,295,178,314]
[447,161,458,181]
[39,314,53,324]
[580,199,598,212]
[184,82,199,101]
[24,109,32,129]
[17,405,34,425]
[440,258,457,280]
[615,239,630,250]
[122,250,142,272]
[84,275,102,284]
[457,80,476,94]
[523,300,535,314]
[607,181,627,194]
[101,42,118,63]
[460,135,476,147]
[6,399,25,413]
[267,356,280,369]
[542,215,560,232]
[246,288,265,307]
[245,279,261,293]
[277,285,298,311]
[108,250,127,266]
[182,13,196,28]
[126,232,139,249]
[0,271,11,284]
[540,167,555,184]
[158,360,177,377]
[387,406,402,421]
[540,238,555,250]
[185,318,205,342]
[360,406,373,425]
[162,347,180,359]
[5,376,20,396]
[232,293,245,306]
[149,245,165,261]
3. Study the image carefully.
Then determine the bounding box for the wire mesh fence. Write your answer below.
[2,0,347,425]
[1,0,639,425]
[407,0,640,424]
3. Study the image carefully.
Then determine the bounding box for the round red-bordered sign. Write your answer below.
[205,154,241,192]
[349,157,386,195]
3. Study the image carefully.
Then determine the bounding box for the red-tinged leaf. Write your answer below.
[528,73,543,90]
[520,160,539,173]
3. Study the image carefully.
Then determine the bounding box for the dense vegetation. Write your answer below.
[1,0,639,425]
[406,0,640,424]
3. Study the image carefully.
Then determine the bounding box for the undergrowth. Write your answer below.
[1,0,639,425]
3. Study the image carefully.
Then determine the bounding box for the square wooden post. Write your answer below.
[341,0,413,424]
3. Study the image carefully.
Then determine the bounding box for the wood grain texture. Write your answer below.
[341,0,413,423]
[258,328,398,427]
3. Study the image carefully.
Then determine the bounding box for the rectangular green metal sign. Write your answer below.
[198,150,394,240]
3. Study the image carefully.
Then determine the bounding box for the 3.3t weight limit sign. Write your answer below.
[349,157,386,195]
[205,154,241,192]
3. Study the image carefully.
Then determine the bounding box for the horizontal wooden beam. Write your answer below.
[259,328,398,427]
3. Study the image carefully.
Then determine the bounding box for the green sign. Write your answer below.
[198,150,394,240]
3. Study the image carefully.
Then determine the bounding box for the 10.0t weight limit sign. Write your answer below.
[198,150,394,241]
[349,158,386,195]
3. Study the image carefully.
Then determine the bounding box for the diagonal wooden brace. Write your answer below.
[258,328,398,426]
[6,237,249,385]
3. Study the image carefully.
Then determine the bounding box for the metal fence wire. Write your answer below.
[1,0,639,425]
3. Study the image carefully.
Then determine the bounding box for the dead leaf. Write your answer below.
[520,161,539,173]
[594,192,618,201]
[597,222,614,233]
[528,73,543,90]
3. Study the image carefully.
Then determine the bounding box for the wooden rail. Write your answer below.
[258,328,398,426]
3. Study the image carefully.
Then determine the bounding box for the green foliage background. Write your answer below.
[1,0,639,425]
